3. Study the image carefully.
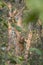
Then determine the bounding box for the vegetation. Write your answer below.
[0,0,43,65]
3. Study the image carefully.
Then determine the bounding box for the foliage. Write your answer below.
[0,0,43,65]
[30,47,42,55]
[25,0,43,22]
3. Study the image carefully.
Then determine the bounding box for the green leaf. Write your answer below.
[0,1,6,7]
[23,10,39,25]
[4,22,8,28]
[10,58,16,64]
[30,48,42,55]
[18,56,24,61]
[15,26,22,32]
